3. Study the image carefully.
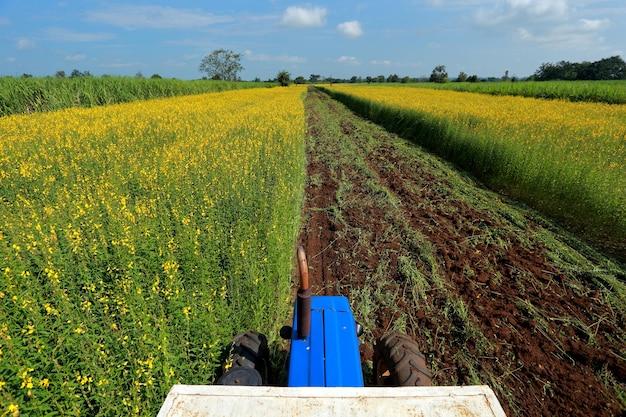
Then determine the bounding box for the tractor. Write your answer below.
[158,247,507,417]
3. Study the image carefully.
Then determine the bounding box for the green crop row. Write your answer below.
[321,85,626,255]
[403,80,626,104]
[0,87,305,415]
[0,77,274,117]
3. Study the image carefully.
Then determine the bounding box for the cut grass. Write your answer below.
[302,89,626,416]
[320,85,626,257]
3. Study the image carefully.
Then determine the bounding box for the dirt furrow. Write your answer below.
[297,88,626,417]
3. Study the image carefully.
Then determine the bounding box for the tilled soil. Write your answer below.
[298,89,626,417]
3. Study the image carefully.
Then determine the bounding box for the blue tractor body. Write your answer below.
[288,295,364,387]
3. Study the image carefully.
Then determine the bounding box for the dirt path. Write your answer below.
[298,88,626,417]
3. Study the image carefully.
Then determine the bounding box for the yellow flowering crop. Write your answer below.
[0,86,306,415]
[325,85,626,245]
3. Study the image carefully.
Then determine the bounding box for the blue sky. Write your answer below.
[1,1,624,79]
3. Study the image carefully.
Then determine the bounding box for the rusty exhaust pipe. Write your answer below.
[296,245,311,339]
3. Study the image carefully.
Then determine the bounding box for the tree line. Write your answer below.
[531,56,626,81]
[11,50,626,84]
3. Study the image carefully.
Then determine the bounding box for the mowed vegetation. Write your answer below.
[0,76,272,117]
[405,80,626,105]
[302,89,626,416]
[0,87,305,415]
[322,85,626,253]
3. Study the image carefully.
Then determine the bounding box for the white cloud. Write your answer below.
[475,0,570,26]
[65,53,86,62]
[506,0,568,18]
[86,5,232,29]
[243,50,306,63]
[337,20,363,38]
[579,18,610,31]
[337,55,359,64]
[516,18,609,48]
[16,38,35,50]
[370,59,392,65]
[46,28,114,42]
[281,6,327,27]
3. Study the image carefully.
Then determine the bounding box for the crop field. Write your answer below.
[322,85,626,254]
[1,80,625,417]
[0,87,305,415]
[0,77,273,117]
[301,89,625,416]
[403,80,626,104]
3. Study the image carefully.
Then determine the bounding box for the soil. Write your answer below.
[298,88,626,417]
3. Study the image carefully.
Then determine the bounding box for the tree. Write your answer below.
[294,76,306,84]
[387,74,399,83]
[21,73,33,78]
[401,76,410,83]
[199,49,243,81]
[429,65,448,83]
[150,74,162,79]
[70,69,82,78]
[277,70,290,86]
[467,75,479,83]
[456,71,468,82]
[365,76,372,83]
[309,74,321,83]
[502,70,510,81]
[55,70,66,78]
[375,75,385,83]
[534,56,626,81]
[135,72,144,79]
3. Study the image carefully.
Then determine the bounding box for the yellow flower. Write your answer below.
[7,403,19,416]
[39,378,50,388]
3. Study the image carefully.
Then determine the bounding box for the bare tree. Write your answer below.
[199,49,243,81]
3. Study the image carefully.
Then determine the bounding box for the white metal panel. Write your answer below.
[157,385,508,417]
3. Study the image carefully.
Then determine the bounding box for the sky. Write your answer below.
[1,0,625,80]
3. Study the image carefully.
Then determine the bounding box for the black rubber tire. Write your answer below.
[374,331,433,386]
[228,331,269,380]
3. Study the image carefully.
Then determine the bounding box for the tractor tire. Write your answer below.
[228,331,269,381]
[374,331,432,386]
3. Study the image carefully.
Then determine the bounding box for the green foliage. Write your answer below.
[0,77,273,116]
[534,56,626,81]
[320,86,626,253]
[0,89,305,415]
[404,80,626,104]
[198,49,244,81]
[429,65,448,83]
[277,71,290,87]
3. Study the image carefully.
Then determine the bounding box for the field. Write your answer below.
[321,85,626,254]
[1,80,625,417]
[404,80,626,104]
[301,89,626,416]
[0,77,273,117]
[0,87,305,415]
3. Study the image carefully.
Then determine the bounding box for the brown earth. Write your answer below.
[298,88,626,417]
